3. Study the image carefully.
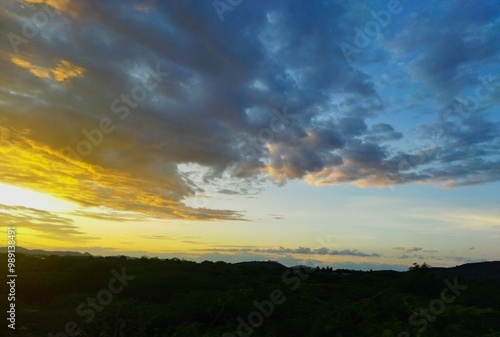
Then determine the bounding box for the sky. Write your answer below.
[0,0,499,271]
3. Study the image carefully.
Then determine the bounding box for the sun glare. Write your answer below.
[0,183,78,212]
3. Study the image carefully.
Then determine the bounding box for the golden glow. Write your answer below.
[304,165,395,187]
[416,209,500,230]
[10,56,85,84]
[22,0,80,18]
[0,183,78,212]
[0,126,223,220]
[10,56,51,79]
[52,60,86,83]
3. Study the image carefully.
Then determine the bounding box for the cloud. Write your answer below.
[139,235,174,240]
[398,254,425,260]
[67,207,154,222]
[365,123,403,142]
[0,204,96,241]
[10,56,51,80]
[196,246,381,258]
[21,0,84,18]
[405,247,422,253]
[0,0,499,220]
[0,128,244,220]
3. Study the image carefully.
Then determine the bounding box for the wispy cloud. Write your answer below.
[66,207,155,222]
[405,247,423,253]
[197,246,381,258]
[0,204,96,241]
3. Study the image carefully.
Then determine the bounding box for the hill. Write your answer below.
[0,246,91,257]
[234,260,287,269]
[431,261,500,280]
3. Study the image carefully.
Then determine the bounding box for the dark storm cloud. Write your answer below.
[1,0,499,219]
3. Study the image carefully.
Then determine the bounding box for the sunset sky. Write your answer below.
[0,0,499,270]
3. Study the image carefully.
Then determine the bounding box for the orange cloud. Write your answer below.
[10,56,51,79]
[22,0,81,18]
[52,60,86,83]
[0,125,244,221]
[10,56,85,84]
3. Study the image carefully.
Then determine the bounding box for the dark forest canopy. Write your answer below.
[1,254,499,336]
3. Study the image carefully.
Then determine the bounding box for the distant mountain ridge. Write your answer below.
[0,246,91,257]
[1,247,498,279]
[431,261,500,280]
[234,260,286,269]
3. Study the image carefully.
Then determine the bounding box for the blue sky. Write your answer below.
[0,0,499,270]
